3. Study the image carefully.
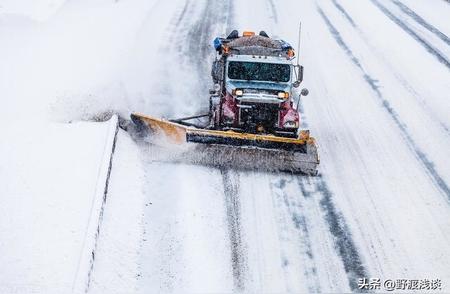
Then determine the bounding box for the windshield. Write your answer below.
[227,61,290,83]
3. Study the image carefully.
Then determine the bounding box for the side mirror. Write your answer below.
[293,65,304,88]
[299,65,304,82]
[295,88,309,110]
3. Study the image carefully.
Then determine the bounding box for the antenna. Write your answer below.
[297,22,302,66]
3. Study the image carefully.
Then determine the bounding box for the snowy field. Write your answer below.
[0,0,449,293]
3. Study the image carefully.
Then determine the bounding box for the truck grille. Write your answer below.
[239,102,279,129]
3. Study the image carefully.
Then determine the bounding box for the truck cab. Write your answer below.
[210,31,305,137]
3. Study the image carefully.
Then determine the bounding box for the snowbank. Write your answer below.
[88,130,146,294]
[0,1,153,292]
[0,118,117,294]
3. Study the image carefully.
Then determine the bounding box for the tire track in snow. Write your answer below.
[295,96,369,291]
[291,44,369,290]
[187,0,234,78]
[164,0,198,49]
[221,169,247,291]
[271,177,321,292]
[132,0,198,118]
[170,3,245,289]
[328,0,450,135]
[369,0,450,69]
[177,5,247,288]
[165,2,246,289]
[168,0,234,113]
[174,0,191,27]
[390,0,450,46]
[148,0,233,117]
[297,176,369,292]
[317,6,450,200]
[177,7,245,288]
[331,0,356,27]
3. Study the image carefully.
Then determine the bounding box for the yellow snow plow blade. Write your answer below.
[131,112,319,175]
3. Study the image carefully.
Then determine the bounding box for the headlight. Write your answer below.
[278,92,289,99]
[235,89,243,96]
[284,121,298,128]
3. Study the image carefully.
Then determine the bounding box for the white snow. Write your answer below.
[88,129,146,294]
[0,1,149,292]
[0,0,66,22]
[0,120,115,294]
[1,0,450,293]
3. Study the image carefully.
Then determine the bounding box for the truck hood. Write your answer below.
[226,80,291,93]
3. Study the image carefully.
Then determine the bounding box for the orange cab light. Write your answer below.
[243,31,255,37]
[287,48,295,58]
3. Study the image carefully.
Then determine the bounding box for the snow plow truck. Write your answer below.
[131,30,319,175]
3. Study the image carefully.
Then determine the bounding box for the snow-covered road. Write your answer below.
[1,0,449,293]
[88,0,450,293]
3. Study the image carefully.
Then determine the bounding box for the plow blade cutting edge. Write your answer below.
[131,113,320,175]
